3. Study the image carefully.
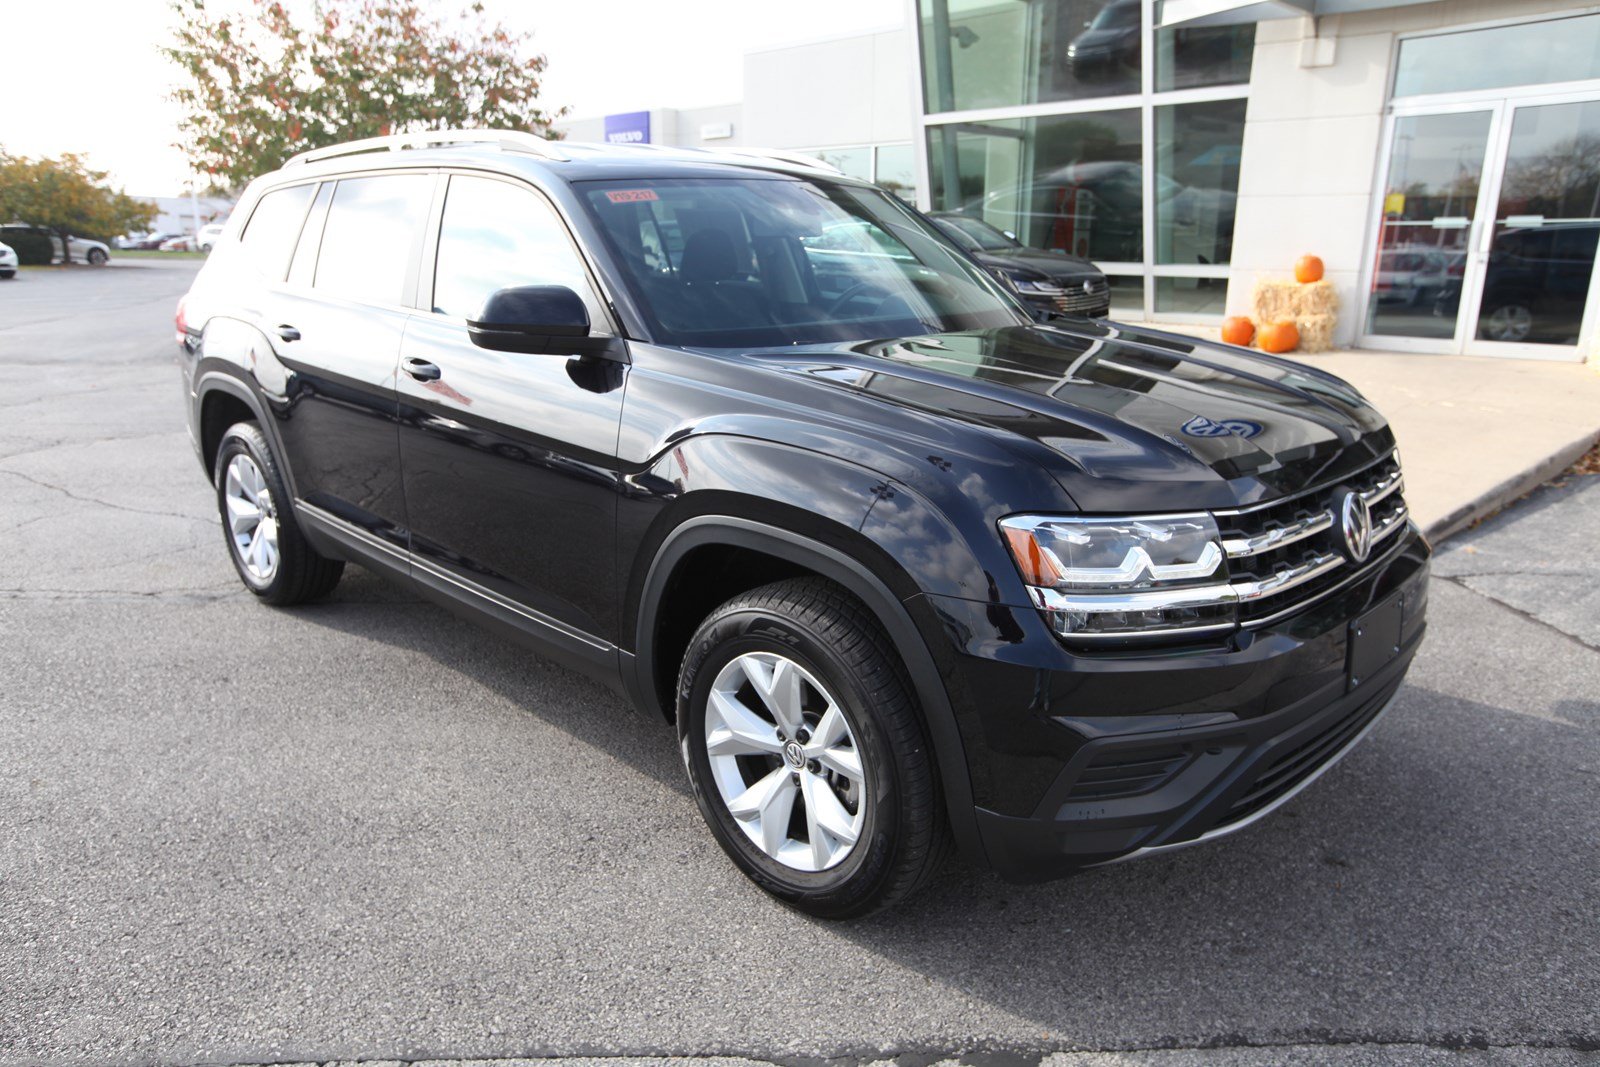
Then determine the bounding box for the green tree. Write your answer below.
[0,152,156,264]
[163,0,567,190]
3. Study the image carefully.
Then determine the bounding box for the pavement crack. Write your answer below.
[1434,573,1600,656]
[0,468,211,524]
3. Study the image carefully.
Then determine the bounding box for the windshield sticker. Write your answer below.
[605,188,659,203]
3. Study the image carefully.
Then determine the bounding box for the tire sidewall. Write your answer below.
[679,602,906,913]
[214,424,291,599]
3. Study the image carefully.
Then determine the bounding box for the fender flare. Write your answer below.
[193,367,300,500]
[634,514,989,868]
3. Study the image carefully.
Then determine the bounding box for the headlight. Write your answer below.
[989,267,1052,293]
[999,513,1236,641]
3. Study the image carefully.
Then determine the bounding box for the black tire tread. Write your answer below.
[683,576,951,917]
[216,421,344,606]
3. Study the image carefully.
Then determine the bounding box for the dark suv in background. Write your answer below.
[180,130,1428,918]
[930,212,1111,319]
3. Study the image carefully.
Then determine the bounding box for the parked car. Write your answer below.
[159,235,197,252]
[72,237,111,265]
[129,231,181,250]
[114,233,144,250]
[1373,247,1453,306]
[178,130,1428,918]
[197,223,227,253]
[1433,222,1599,344]
[931,212,1110,317]
[1067,0,1141,79]
[0,240,17,278]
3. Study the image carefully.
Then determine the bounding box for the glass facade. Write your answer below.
[919,0,1251,319]
[1393,13,1600,98]
[808,144,919,203]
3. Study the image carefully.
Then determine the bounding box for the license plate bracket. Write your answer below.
[1348,591,1404,692]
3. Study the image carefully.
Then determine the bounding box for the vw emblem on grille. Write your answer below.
[1338,488,1373,564]
[1083,279,1096,295]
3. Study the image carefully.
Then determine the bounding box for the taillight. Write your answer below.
[175,295,188,344]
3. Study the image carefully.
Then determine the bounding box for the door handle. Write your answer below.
[404,357,442,382]
[275,324,301,342]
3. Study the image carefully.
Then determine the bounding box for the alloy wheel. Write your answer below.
[704,651,867,872]
[224,453,279,582]
[1485,303,1533,342]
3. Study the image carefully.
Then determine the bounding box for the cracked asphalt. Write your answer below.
[1,261,1597,1067]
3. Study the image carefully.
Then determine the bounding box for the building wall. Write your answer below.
[741,28,915,148]
[1226,0,1587,344]
[556,104,746,148]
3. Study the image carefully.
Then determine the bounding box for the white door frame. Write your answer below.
[1461,86,1600,361]
[1358,87,1600,361]
[1356,98,1502,355]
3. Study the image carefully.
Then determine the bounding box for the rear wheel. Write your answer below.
[678,577,948,918]
[214,421,343,605]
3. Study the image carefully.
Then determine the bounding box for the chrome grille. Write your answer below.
[1049,277,1111,314]
[1216,453,1409,626]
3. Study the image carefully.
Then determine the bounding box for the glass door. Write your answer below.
[1362,106,1497,349]
[1462,94,1600,357]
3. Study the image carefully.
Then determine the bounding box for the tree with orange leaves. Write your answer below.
[163,0,567,191]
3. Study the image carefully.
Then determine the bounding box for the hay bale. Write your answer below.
[1252,278,1300,323]
[1295,312,1337,354]
[1252,277,1339,320]
[1297,279,1340,316]
[1251,277,1341,353]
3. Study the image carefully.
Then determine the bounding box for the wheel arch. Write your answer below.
[633,515,989,868]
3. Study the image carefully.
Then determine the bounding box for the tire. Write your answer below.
[677,577,949,919]
[214,421,343,605]
[86,247,107,266]
[0,270,13,280]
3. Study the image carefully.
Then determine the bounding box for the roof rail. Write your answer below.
[284,128,570,167]
[717,147,843,175]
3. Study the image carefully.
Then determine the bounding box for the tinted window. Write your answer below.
[314,174,433,305]
[580,177,1022,348]
[431,175,599,322]
[239,183,316,281]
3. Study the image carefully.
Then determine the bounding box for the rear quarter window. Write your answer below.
[238,183,317,282]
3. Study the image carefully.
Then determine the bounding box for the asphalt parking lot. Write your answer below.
[1,260,1597,1067]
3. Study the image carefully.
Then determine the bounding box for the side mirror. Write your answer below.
[467,285,613,356]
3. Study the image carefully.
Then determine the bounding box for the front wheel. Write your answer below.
[86,247,108,266]
[678,577,948,918]
[214,421,344,605]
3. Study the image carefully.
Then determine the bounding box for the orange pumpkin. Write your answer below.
[1220,316,1255,347]
[1294,255,1325,284]
[1257,320,1300,354]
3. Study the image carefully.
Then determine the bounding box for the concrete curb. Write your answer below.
[1424,428,1600,543]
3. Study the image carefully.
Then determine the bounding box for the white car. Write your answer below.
[159,235,197,252]
[197,223,226,252]
[0,241,17,279]
[54,235,110,265]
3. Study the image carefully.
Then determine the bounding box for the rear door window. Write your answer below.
[313,174,434,306]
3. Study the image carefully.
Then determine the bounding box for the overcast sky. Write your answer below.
[5,0,907,195]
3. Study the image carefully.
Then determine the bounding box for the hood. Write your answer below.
[973,247,1101,282]
[749,322,1393,511]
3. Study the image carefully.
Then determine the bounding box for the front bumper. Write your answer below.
[920,525,1430,881]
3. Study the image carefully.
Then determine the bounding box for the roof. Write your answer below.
[279,128,861,185]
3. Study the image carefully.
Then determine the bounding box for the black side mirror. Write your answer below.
[467,285,613,356]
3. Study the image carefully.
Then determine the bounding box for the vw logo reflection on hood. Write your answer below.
[1180,415,1264,440]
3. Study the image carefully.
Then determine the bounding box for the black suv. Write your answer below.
[180,130,1429,918]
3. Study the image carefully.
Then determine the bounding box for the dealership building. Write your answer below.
[558,1,1600,361]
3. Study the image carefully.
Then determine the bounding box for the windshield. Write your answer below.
[934,215,1021,252]
[578,177,1026,347]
